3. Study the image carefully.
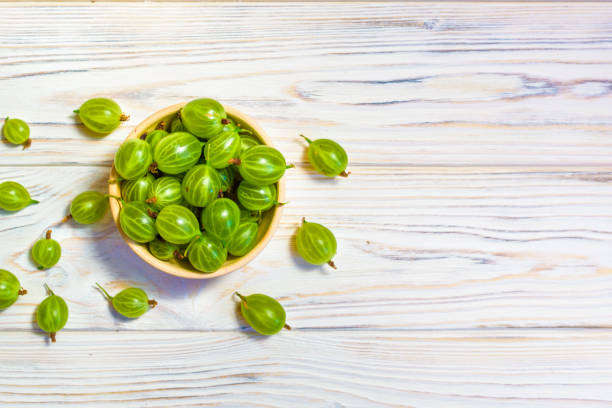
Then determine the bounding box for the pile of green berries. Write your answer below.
[1,95,351,338]
[109,98,295,273]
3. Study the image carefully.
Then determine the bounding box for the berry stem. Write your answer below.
[50,332,56,343]
[148,162,159,175]
[140,132,148,140]
[284,323,292,330]
[156,121,165,130]
[146,208,158,219]
[148,299,158,308]
[18,288,27,296]
[120,113,130,121]
[228,158,241,166]
[46,229,52,240]
[173,250,185,260]
[61,214,72,223]
[95,282,113,301]
[23,138,32,150]
[30,199,39,205]
[43,283,54,297]
[221,118,229,125]
[145,197,157,204]
[235,292,248,305]
[302,217,307,225]
[299,134,313,144]
[73,110,79,114]
[340,170,351,178]
[328,260,337,269]
[275,201,288,207]
[286,164,295,169]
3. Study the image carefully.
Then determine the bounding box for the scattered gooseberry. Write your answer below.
[301,135,349,177]
[3,117,31,148]
[0,181,38,212]
[296,218,337,268]
[95,283,157,319]
[36,283,69,343]
[31,230,61,270]
[74,97,128,135]
[235,292,290,335]
[0,269,26,310]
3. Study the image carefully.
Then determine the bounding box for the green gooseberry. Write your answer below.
[149,237,179,261]
[296,218,337,269]
[239,135,261,155]
[3,117,31,148]
[0,269,27,310]
[237,181,282,212]
[200,198,240,242]
[114,139,153,180]
[204,124,240,169]
[74,97,128,135]
[181,164,220,207]
[95,283,157,319]
[301,135,350,177]
[170,115,185,133]
[153,132,203,175]
[31,229,61,270]
[217,166,235,193]
[240,209,262,224]
[121,173,155,202]
[227,222,258,257]
[145,176,183,211]
[181,98,227,139]
[119,201,157,243]
[156,204,200,245]
[235,292,290,335]
[185,234,227,273]
[232,145,293,186]
[36,283,68,343]
[69,191,108,224]
[0,181,38,211]
[144,129,168,149]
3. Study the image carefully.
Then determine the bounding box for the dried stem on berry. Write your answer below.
[148,299,158,308]
[120,113,130,121]
[328,260,337,269]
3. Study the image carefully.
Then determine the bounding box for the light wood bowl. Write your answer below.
[108,103,284,279]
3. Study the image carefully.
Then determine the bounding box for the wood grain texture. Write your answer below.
[1,3,612,406]
[2,329,612,407]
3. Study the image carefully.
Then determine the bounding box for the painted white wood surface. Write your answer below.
[1,3,612,406]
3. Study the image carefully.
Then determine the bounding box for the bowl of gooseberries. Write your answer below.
[108,100,289,279]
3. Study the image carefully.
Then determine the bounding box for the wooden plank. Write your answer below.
[2,165,612,330]
[1,329,612,407]
[0,3,611,166]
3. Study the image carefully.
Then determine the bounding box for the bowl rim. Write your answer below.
[108,102,284,279]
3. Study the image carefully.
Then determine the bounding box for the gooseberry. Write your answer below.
[200,198,240,242]
[204,124,240,168]
[148,237,179,261]
[227,222,258,256]
[185,234,227,273]
[145,176,183,211]
[69,191,108,224]
[0,181,38,211]
[231,145,293,186]
[144,129,168,149]
[181,98,227,139]
[95,283,157,319]
[121,174,155,202]
[170,115,185,133]
[31,230,61,270]
[153,132,203,175]
[301,135,349,177]
[237,181,282,212]
[239,135,261,155]
[235,292,290,335]
[36,283,68,343]
[156,204,200,244]
[296,218,337,268]
[74,97,128,135]
[0,269,26,310]
[181,164,220,207]
[217,166,235,193]
[3,117,31,148]
[114,139,153,180]
[119,201,157,243]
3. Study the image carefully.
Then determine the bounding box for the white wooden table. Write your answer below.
[1,2,612,406]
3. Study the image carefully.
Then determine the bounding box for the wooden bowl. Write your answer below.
[108,103,284,279]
